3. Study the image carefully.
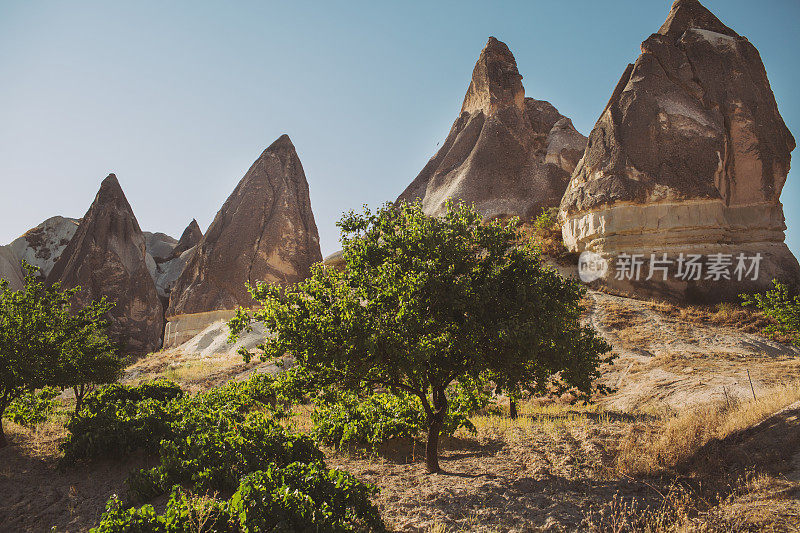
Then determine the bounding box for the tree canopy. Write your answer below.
[230,201,611,472]
[0,263,121,446]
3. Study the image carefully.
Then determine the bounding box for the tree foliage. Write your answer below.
[230,201,611,472]
[0,262,120,446]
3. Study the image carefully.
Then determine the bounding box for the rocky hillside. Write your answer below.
[0,216,80,289]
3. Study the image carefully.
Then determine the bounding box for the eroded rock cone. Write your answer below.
[397,37,586,220]
[47,174,163,353]
[170,219,202,259]
[560,0,799,303]
[167,135,322,317]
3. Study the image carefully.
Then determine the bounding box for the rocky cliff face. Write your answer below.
[0,216,80,289]
[560,0,799,302]
[397,37,586,221]
[47,174,164,353]
[167,135,322,316]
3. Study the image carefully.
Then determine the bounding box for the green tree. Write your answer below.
[230,202,611,473]
[55,321,122,413]
[742,280,800,346]
[0,263,119,446]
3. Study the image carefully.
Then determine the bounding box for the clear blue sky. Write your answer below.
[1,0,798,258]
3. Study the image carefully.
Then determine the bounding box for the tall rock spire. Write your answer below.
[47,174,163,353]
[397,37,586,221]
[167,135,322,316]
[560,0,798,303]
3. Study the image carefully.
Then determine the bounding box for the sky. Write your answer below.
[1,0,798,259]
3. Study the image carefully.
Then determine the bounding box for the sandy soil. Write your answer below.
[0,422,154,533]
[587,291,800,411]
[327,419,657,532]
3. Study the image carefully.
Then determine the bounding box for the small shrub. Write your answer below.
[533,207,559,234]
[60,381,182,464]
[312,391,426,448]
[230,463,384,532]
[60,376,285,466]
[5,387,60,426]
[742,280,800,346]
[95,465,384,532]
[91,489,231,533]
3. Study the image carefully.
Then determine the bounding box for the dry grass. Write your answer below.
[599,300,646,330]
[646,299,782,340]
[615,383,800,478]
[4,410,70,459]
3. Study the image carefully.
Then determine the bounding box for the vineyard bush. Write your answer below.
[94,464,385,532]
[5,386,60,426]
[128,411,322,499]
[60,380,183,464]
[67,375,385,531]
[91,489,230,533]
[60,376,282,466]
[230,463,384,532]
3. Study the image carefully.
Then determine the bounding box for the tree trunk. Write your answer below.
[426,417,441,473]
[509,398,518,420]
[0,416,6,448]
[73,386,83,413]
[425,387,448,474]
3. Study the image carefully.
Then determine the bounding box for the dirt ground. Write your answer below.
[0,420,154,533]
[587,291,800,411]
[327,418,655,532]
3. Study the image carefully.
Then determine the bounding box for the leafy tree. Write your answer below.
[0,263,119,446]
[55,322,122,413]
[230,201,611,473]
[742,280,800,346]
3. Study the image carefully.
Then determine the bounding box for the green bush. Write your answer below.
[312,382,491,449]
[533,207,559,234]
[74,375,385,531]
[742,280,800,346]
[91,489,231,533]
[4,386,60,426]
[60,381,182,464]
[60,376,285,466]
[128,410,322,499]
[95,464,384,532]
[230,463,384,532]
[312,391,426,448]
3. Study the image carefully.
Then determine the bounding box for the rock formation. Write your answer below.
[0,216,80,289]
[170,219,202,259]
[560,0,799,302]
[149,220,203,301]
[397,37,586,221]
[166,135,322,319]
[0,246,24,290]
[47,174,164,353]
[144,232,178,262]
